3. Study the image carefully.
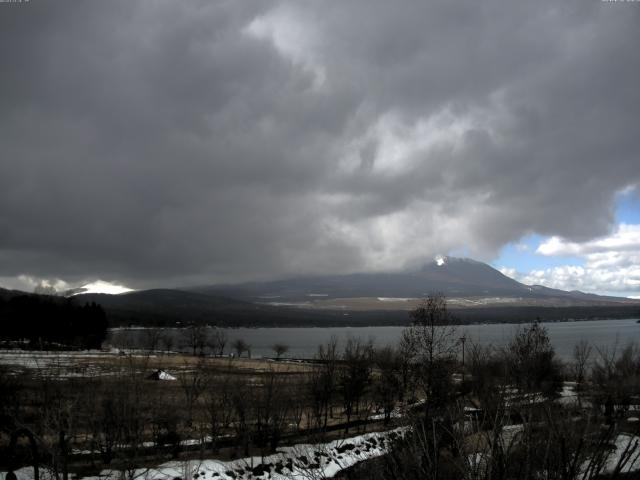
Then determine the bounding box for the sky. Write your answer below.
[0,1,639,297]
[493,188,640,298]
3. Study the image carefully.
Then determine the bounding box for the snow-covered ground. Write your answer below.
[557,382,578,406]
[500,382,586,408]
[0,350,114,376]
[605,434,640,474]
[369,399,425,421]
[582,434,640,475]
[492,426,640,475]
[0,349,161,377]
[1,428,408,480]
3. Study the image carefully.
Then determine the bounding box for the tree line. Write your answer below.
[341,297,640,480]
[0,295,108,350]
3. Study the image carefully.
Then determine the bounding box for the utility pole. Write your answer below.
[460,335,467,369]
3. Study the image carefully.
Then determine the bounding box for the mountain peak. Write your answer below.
[424,255,481,270]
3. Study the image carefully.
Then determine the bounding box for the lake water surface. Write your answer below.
[108,318,640,360]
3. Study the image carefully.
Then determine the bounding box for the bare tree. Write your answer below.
[232,338,249,358]
[572,339,592,387]
[88,356,150,469]
[272,343,289,360]
[230,378,253,457]
[373,346,402,425]
[402,294,458,414]
[203,371,233,453]
[338,338,373,433]
[33,364,85,480]
[208,329,227,356]
[0,365,22,429]
[179,358,207,429]
[253,369,290,457]
[397,333,417,403]
[466,341,508,420]
[288,381,306,434]
[160,331,175,353]
[149,395,182,458]
[183,325,208,356]
[592,341,640,418]
[507,321,562,399]
[309,337,339,430]
[143,328,162,353]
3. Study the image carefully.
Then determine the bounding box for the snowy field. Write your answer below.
[0,350,115,376]
[0,349,158,377]
[3,426,640,480]
[1,428,408,480]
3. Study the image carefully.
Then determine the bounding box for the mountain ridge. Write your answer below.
[3,257,639,327]
[187,256,634,304]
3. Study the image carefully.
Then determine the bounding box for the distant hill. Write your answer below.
[70,288,399,327]
[188,256,636,306]
[67,287,640,327]
[3,257,639,328]
[73,289,271,326]
[0,287,31,301]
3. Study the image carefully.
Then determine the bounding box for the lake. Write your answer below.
[107,318,640,361]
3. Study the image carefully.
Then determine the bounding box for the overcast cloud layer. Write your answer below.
[1,1,639,290]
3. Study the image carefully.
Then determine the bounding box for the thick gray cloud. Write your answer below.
[0,0,639,288]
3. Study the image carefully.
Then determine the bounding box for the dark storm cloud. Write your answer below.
[1,0,639,288]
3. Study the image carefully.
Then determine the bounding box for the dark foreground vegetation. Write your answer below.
[2,295,640,479]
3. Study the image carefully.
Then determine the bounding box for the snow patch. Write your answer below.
[69,280,133,295]
[148,369,177,381]
[582,434,640,475]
